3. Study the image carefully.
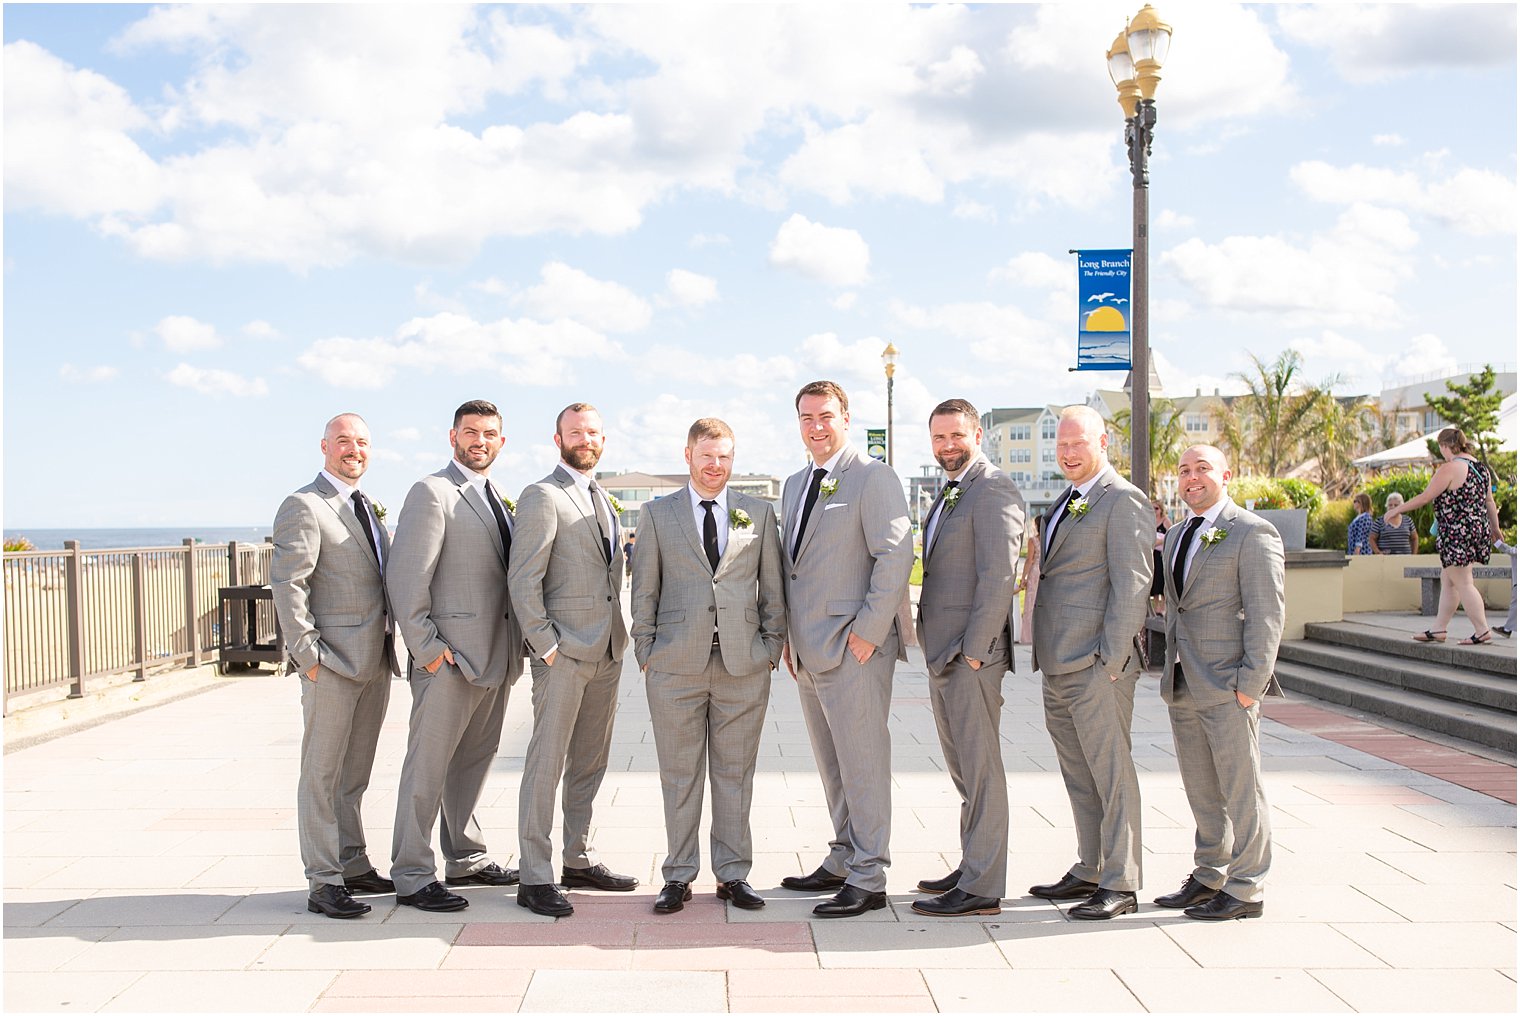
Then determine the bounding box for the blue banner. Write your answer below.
[1074,249,1132,370]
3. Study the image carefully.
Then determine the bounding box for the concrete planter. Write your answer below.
[1254,507,1308,551]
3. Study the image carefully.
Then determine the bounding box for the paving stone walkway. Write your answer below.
[5,617,1516,1012]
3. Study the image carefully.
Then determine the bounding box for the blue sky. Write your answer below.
[4,2,1515,527]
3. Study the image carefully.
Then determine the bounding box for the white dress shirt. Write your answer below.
[792,446,847,539]
[321,469,383,563]
[688,484,730,558]
[1046,472,1104,554]
[924,453,980,552]
[1172,497,1227,586]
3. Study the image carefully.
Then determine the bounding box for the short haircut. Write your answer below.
[1437,426,1471,454]
[556,402,599,435]
[324,413,368,439]
[795,380,849,414]
[687,417,734,446]
[929,398,979,426]
[453,400,500,429]
[1059,404,1106,432]
[1353,493,1372,512]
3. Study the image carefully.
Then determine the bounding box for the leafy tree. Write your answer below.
[1421,364,1515,529]
[1305,394,1378,498]
[1231,350,1330,476]
[1111,398,1186,497]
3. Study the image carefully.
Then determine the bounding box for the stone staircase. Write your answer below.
[1275,621,1517,753]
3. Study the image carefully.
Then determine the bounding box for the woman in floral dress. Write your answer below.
[1386,427,1502,645]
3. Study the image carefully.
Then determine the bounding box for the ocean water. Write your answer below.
[3,527,274,551]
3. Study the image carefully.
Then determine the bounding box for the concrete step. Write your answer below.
[1277,640,1517,712]
[1303,621,1517,679]
[1274,660,1517,753]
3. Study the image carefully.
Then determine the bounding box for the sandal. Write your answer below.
[1459,630,1492,646]
[1412,630,1447,643]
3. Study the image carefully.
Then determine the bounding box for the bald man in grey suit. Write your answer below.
[388,400,525,913]
[273,413,399,919]
[1029,405,1153,920]
[510,402,638,918]
[1155,445,1284,921]
[778,380,914,919]
[911,400,1025,918]
[632,417,786,914]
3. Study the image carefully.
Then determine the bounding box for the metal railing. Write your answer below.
[2,539,275,712]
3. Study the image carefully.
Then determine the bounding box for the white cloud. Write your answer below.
[1292,160,1516,237]
[1162,204,1419,329]
[664,269,719,309]
[165,363,268,397]
[1373,133,1405,147]
[988,251,1070,291]
[831,292,859,311]
[1276,4,1516,83]
[951,199,997,222]
[59,364,119,384]
[768,214,870,287]
[633,346,797,392]
[519,262,651,332]
[1154,209,1197,231]
[689,232,730,248]
[392,427,422,442]
[1390,333,1459,379]
[242,319,279,340]
[155,315,222,352]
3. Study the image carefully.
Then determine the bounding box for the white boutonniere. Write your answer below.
[730,507,752,529]
[501,496,516,515]
[607,494,624,515]
[1068,495,1090,518]
[1200,526,1226,546]
[942,486,962,512]
[820,478,839,499]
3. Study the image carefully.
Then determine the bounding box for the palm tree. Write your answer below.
[1305,394,1378,498]
[1231,350,1329,476]
[1111,398,1186,498]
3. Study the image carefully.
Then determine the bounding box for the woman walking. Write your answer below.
[1386,427,1502,645]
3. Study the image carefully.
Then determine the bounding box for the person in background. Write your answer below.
[1370,492,1416,555]
[1150,499,1170,614]
[1017,515,1042,643]
[1492,536,1516,639]
[1347,493,1374,555]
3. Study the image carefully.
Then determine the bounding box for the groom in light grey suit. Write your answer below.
[1028,405,1153,920]
[911,400,1025,918]
[1155,444,1284,921]
[631,417,786,914]
[273,412,399,919]
[510,403,638,918]
[778,380,913,919]
[387,400,525,913]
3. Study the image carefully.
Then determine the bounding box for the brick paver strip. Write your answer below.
[1264,700,1517,804]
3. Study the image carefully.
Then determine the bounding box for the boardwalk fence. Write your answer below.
[2,539,275,713]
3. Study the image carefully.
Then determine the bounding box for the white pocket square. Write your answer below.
[824,502,849,510]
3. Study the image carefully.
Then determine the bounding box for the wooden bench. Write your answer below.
[1403,565,1513,615]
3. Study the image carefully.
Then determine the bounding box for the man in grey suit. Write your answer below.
[778,380,914,918]
[273,413,398,919]
[510,403,638,918]
[387,400,525,913]
[911,400,1026,918]
[1155,444,1284,920]
[632,417,786,914]
[1028,405,1153,920]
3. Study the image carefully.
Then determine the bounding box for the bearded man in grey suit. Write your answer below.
[632,417,786,915]
[778,380,914,918]
[1154,444,1284,921]
[510,403,638,918]
[911,400,1026,918]
[1028,404,1153,920]
[273,413,398,919]
[387,400,525,913]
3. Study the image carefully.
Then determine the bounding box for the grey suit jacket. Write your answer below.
[631,488,786,676]
[1030,464,1152,678]
[386,461,523,688]
[781,444,914,670]
[1162,498,1286,705]
[916,457,1026,677]
[508,464,629,663]
[272,473,397,681]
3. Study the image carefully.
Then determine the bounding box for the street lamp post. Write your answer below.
[1107,4,1171,497]
[881,342,899,467]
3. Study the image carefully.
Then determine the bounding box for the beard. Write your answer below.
[561,442,601,471]
[454,441,499,471]
[935,448,969,474]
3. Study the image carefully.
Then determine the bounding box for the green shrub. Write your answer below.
[3,536,35,552]
[1230,476,1290,510]
[1362,470,1438,554]
[1308,499,1354,550]
[1277,477,1326,515]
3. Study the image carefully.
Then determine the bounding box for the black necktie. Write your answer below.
[927,479,959,551]
[1046,487,1082,550]
[350,492,380,564]
[485,481,513,562]
[587,480,613,562]
[700,499,720,571]
[792,467,827,559]
[1172,516,1205,595]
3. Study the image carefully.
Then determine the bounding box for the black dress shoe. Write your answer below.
[446,862,520,887]
[717,879,766,909]
[910,887,1001,917]
[1069,888,1138,920]
[1154,875,1219,909]
[1028,872,1101,900]
[813,884,888,918]
[1494,626,1513,638]
[518,882,575,917]
[916,869,963,894]
[654,881,691,913]
[1185,893,1263,921]
[344,869,395,895]
[561,863,639,892]
[396,881,469,912]
[308,883,371,918]
[780,866,848,892]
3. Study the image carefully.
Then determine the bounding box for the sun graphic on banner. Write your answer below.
[1084,306,1126,331]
